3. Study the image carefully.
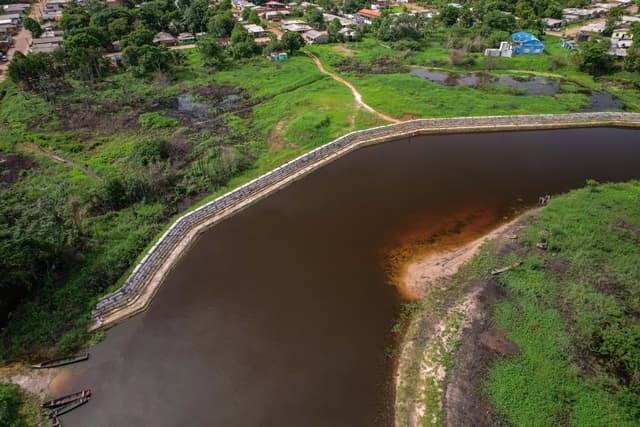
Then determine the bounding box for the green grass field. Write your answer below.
[485,181,640,426]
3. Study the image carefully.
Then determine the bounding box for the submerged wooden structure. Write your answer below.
[32,353,89,369]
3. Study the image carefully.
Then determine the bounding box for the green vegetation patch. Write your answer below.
[0,383,46,427]
[485,181,640,426]
[137,112,180,129]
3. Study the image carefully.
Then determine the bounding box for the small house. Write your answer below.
[0,23,18,35]
[268,51,288,61]
[543,18,563,30]
[580,21,604,34]
[339,27,357,41]
[242,24,265,37]
[611,30,633,49]
[2,4,31,14]
[177,32,196,44]
[511,32,544,55]
[264,10,290,21]
[303,29,328,44]
[31,35,64,47]
[264,1,286,9]
[560,38,576,49]
[153,32,176,46]
[281,20,312,32]
[106,0,121,7]
[355,9,380,25]
[484,41,513,57]
[44,0,70,10]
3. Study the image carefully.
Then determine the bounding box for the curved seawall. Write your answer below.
[92,112,640,330]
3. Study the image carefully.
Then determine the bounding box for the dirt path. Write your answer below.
[303,50,402,124]
[0,0,46,82]
[18,142,100,180]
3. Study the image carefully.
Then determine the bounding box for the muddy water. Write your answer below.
[59,128,640,427]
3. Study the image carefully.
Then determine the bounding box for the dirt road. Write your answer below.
[303,50,402,124]
[0,0,46,82]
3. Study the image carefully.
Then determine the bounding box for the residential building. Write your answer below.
[543,18,563,30]
[177,32,196,44]
[153,32,176,46]
[354,9,380,25]
[242,23,265,37]
[511,32,544,55]
[268,51,288,61]
[339,27,357,41]
[484,41,513,57]
[303,29,328,44]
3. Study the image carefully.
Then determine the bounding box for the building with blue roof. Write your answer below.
[511,32,545,55]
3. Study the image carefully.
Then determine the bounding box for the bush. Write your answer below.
[0,384,28,427]
[138,112,180,129]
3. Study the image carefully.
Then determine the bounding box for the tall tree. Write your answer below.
[281,31,305,54]
[304,6,324,30]
[197,33,226,66]
[207,11,236,37]
[575,38,615,75]
[23,17,43,38]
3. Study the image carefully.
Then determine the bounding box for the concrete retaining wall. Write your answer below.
[92,112,640,330]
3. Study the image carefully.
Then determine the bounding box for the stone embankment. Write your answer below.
[93,112,640,330]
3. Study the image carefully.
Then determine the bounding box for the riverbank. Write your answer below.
[0,376,49,426]
[395,180,640,426]
[93,113,640,331]
[394,208,537,426]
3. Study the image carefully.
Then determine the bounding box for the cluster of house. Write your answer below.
[41,0,71,21]
[543,0,632,30]
[0,4,26,40]
[30,32,63,53]
[555,4,638,58]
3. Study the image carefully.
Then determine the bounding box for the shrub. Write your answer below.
[0,384,28,427]
[138,112,180,129]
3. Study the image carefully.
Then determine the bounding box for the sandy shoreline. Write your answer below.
[401,210,537,298]
[394,208,540,426]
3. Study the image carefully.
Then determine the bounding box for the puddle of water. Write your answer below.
[177,94,211,116]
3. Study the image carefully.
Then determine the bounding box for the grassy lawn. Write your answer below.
[350,74,590,118]
[485,181,640,426]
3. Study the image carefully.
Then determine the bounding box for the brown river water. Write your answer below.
[56,128,640,426]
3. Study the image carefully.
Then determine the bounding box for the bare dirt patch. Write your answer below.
[401,114,420,121]
[0,363,59,398]
[266,119,287,150]
[0,153,35,184]
[443,281,512,427]
[334,44,358,56]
